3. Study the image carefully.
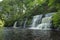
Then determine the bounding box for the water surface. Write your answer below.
[2,28,60,40]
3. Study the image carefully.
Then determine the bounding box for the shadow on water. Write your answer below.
[0,28,60,40]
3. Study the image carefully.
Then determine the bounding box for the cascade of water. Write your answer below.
[31,15,42,27]
[36,16,52,30]
[41,17,52,23]
[23,18,27,28]
[30,15,42,29]
[29,13,55,30]
[13,21,17,28]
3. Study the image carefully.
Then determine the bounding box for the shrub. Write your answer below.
[52,11,60,28]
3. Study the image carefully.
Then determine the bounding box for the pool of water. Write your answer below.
[0,28,60,40]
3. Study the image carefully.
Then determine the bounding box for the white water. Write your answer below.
[23,18,27,28]
[13,21,17,28]
[29,13,55,30]
[31,15,42,27]
[36,17,52,30]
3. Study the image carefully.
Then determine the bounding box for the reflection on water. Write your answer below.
[0,28,60,40]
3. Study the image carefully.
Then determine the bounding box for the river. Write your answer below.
[2,28,60,40]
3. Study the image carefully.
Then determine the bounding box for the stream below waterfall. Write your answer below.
[0,28,60,40]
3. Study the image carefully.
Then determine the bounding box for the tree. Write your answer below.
[0,0,23,27]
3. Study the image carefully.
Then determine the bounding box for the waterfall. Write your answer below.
[31,15,42,27]
[13,18,27,28]
[13,21,17,28]
[23,18,27,28]
[36,16,52,30]
[30,15,42,29]
[29,13,55,30]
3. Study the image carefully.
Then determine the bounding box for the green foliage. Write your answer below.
[52,11,60,28]
[0,0,60,27]
[0,0,23,27]
[50,0,60,29]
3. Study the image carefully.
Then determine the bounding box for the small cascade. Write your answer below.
[36,17,52,30]
[29,13,55,30]
[13,21,17,28]
[31,15,42,27]
[23,18,27,28]
[42,17,52,23]
[30,15,43,29]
